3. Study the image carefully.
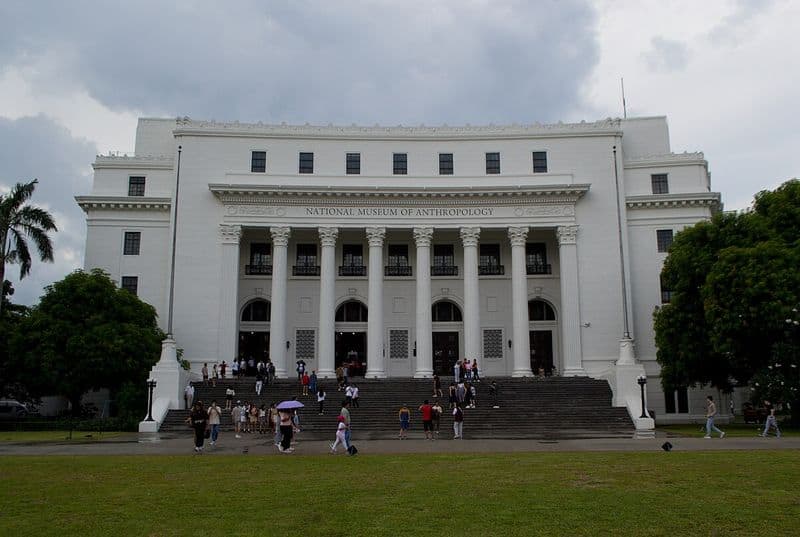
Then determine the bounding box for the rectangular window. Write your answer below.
[657,229,674,253]
[479,244,503,275]
[128,176,145,196]
[525,243,550,274]
[386,244,411,276]
[246,243,272,275]
[532,151,548,173]
[299,152,314,174]
[296,244,317,266]
[651,174,669,194]
[393,153,407,175]
[342,244,364,266]
[123,232,141,255]
[251,151,266,173]
[346,152,361,174]
[660,274,672,304]
[439,153,454,175]
[485,152,500,174]
[121,276,138,295]
[432,244,457,276]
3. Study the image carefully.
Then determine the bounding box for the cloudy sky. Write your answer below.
[1,0,798,306]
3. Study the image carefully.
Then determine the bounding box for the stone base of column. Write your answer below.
[365,370,387,379]
[316,368,335,379]
[413,369,433,379]
[511,368,534,378]
[561,366,587,377]
[616,336,636,366]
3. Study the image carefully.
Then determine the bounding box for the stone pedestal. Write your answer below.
[139,337,189,432]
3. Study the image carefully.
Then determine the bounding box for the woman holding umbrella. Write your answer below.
[276,400,304,453]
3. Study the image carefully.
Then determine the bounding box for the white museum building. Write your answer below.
[77,116,721,430]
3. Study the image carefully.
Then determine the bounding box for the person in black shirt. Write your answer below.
[187,401,208,453]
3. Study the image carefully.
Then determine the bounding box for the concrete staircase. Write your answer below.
[161,377,634,440]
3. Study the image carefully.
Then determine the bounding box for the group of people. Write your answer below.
[400,399,466,440]
[453,359,480,383]
[197,358,278,386]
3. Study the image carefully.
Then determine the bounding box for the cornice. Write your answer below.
[175,117,622,141]
[93,155,175,170]
[624,152,706,169]
[75,196,172,212]
[209,183,590,207]
[626,192,721,210]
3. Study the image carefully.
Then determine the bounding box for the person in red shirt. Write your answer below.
[418,399,433,440]
[301,372,310,396]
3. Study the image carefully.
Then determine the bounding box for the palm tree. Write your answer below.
[0,179,58,313]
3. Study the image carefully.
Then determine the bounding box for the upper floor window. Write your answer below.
[294,243,319,276]
[439,153,454,175]
[393,153,407,175]
[479,244,503,275]
[660,274,672,304]
[250,243,271,266]
[251,151,266,173]
[651,174,669,194]
[299,152,314,174]
[526,243,551,274]
[486,152,500,174]
[386,244,411,276]
[123,232,141,255]
[432,244,457,276]
[532,151,548,173]
[128,176,145,196]
[121,276,138,295]
[657,229,674,253]
[346,153,361,175]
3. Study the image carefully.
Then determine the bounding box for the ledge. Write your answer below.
[626,192,721,210]
[75,196,172,212]
[624,152,706,169]
[93,155,174,170]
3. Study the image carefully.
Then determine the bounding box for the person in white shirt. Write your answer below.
[207,400,222,446]
[317,388,326,415]
[351,384,360,408]
[184,383,194,409]
[330,415,348,454]
[225,387,235,410]
[345,384,354,404]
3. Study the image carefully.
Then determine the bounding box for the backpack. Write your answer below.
[347,444,358,456]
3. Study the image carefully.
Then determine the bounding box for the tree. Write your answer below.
[0,179,58,313]
[655,179,800,422]
[0,281,30,399]
[7,269,164,415]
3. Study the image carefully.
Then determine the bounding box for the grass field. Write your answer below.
[1,451,798,536]
[0,430,125,443]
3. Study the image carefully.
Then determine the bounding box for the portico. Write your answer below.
[210,182,588,379]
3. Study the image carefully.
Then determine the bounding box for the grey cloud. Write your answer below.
[708,0,776,46]
[643,37,688,72]
[0,116,97,305]
[0,0,599,125]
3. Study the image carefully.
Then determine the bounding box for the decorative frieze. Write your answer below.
[75,196,171,212]
[556,225,579,245]
[513,205,575,217]
[226,205,286,217]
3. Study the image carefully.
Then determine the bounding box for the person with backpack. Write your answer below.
[453,403,464,439]
[431,401,443,439]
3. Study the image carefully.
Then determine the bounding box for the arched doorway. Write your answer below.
[238,299,270,371]
[335,300,368,376]
[432,300,462,376]
[529,299,556,375]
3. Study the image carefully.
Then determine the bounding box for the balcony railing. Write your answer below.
[339,265,367,277]
[526,263,552,275]
[431,265,458,276]
[479,264,505,275]
[293,265,320,276]
[245,264,273,275]
[385,265,412,277]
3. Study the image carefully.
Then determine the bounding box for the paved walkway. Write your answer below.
[0,432,797,456]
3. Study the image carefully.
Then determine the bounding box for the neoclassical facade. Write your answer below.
[78,116,721,426]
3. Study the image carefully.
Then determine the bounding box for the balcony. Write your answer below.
[526,264,552,275]
[385,265,413,277]
[293,265,320,276]
[339,265,367,277]
[431,265,458,276]
[479,264,505,276]
[245,264,273,276]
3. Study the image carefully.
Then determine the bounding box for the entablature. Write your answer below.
[93,155,175,170]
[626,192,721,211]
[75,195,172,212]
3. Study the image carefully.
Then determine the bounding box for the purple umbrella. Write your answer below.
[276,400,304,410]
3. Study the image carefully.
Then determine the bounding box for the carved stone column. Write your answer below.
[218,224,242,366]
[509,226,533,377]
[413,227,434,378]
[557,225,585,376]
[268,226,290,378]
[365,227,387,378]
[317,227,338,378]
[460,227,481,362]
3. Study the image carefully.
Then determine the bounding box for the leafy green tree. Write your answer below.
[8,269,164,416]
[0,179,58,314]
[655,179,800,422]
[0,281,30,399]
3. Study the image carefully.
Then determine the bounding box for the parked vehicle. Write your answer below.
[0,400,28,420]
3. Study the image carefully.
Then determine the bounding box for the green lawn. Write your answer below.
[1,452,798,536]
[0,431,126,443]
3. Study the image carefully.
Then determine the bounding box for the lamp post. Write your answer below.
[145,379,157,422]
[637,375,647,418]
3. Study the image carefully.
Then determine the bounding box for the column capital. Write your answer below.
[219,224,242,244]
[270,226,291,247]
[365,227,386,247]
[557,225,579,245]
[318,227,339,247]
[460,227,481,247]
[413,227,434,247]
[508,226,529,247]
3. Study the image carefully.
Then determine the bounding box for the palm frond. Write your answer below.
[10,228,33,278]
[14,205,58,232]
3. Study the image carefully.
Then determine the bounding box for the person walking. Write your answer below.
[207,400,222,446]
[453,403,464,439]
[255,373,264,396]
[201,363,209,386]
[453,361,461,383]
[456,381,466,407]
[317,387,326,415]
[232,400,244,438]
[301,372,310,396]
[267,360,276,384]
[212,364,218,387]
[225,386,235,410]
[184,383,194,409]
[761,400,782,437]
[309,370,318,396]
[489,380,500,408]
[269,403,280,446]
[448,382,457,410]
[419,399,434,440]
[398,405,411,439]
[471,359,480,382]
[431,401,443,439]
[704,395,725,439]
[330,415,349,454]
[187,401,208,453]
[340,400,352,447]
[345,384,354,404]
[220,360,227,379]
[336,365,344,391]
[231,359,239,379]
[278,408,294,453]
[433,375,443,397]
[351,384,360,408]
[469,383,477,409]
